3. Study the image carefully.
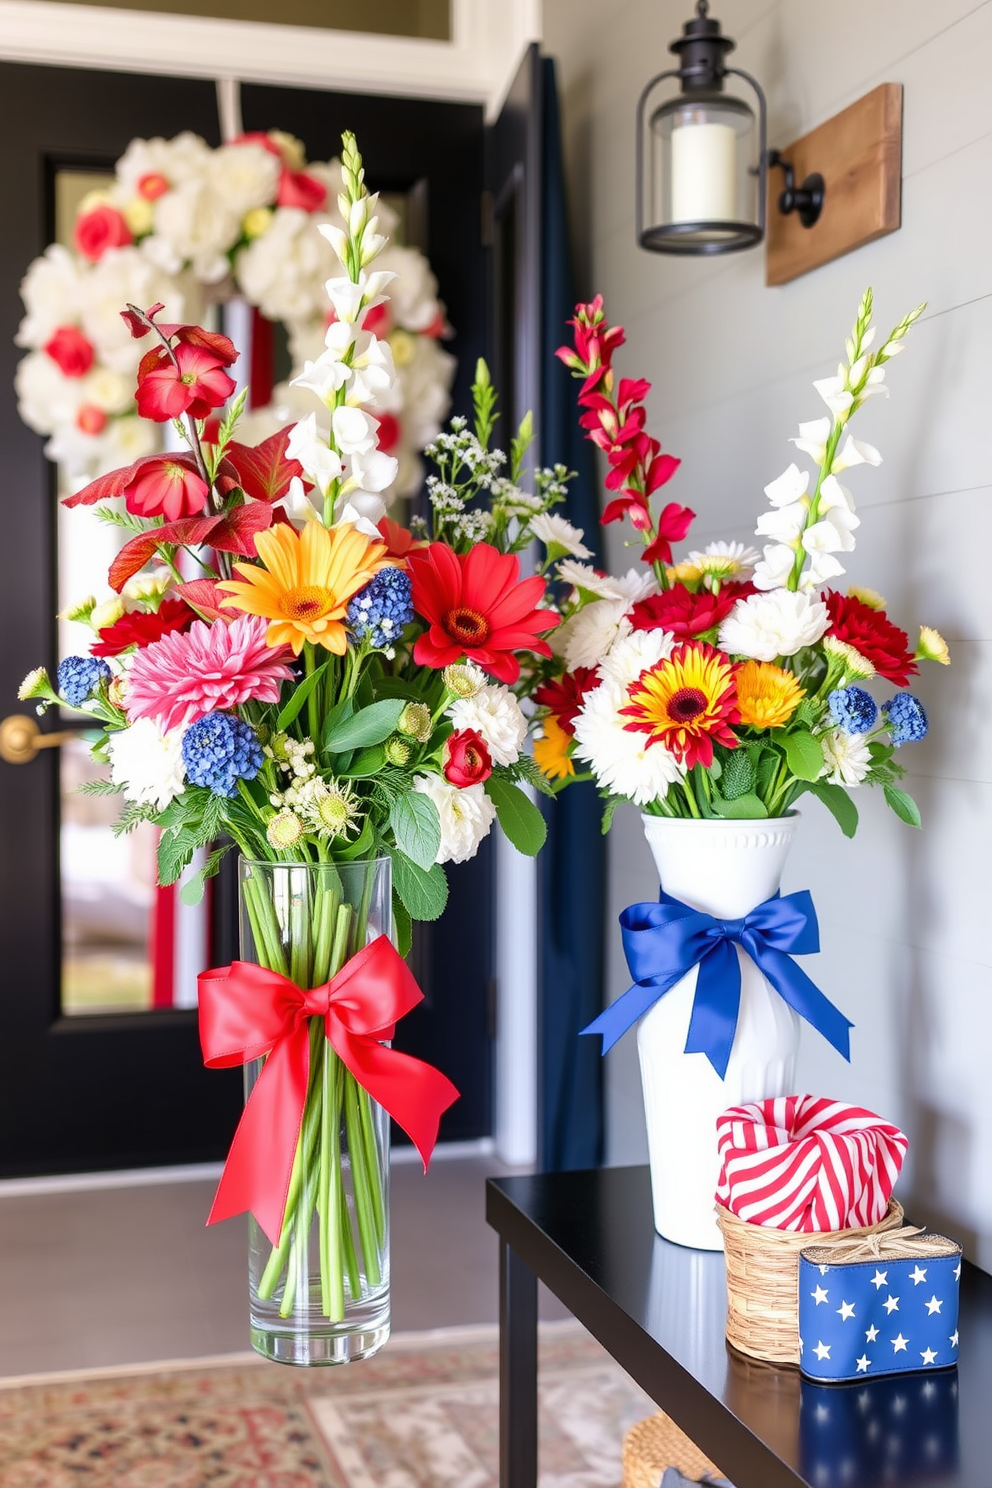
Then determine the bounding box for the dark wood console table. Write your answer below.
[486,1165,991,1488]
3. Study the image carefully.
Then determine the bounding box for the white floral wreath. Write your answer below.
[14,128,455,501]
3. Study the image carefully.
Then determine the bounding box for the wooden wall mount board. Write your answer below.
[765,83,903,287]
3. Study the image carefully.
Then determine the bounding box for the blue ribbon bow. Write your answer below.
[581,889,853,1078]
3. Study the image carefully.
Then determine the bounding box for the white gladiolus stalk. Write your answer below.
[770,290,924,592]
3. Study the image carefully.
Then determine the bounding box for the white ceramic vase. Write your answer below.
[637,813,801,1251]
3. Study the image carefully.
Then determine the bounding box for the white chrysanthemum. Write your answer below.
[375,244,442,331]
[412,774,496,864]
[555,599,632,671]
[208,142,280,218]
[448,683,527,766]
[529,512,591,558]
[597,627,676,689]
[108,718,186,811]
[819,727,872,787]
[718,588,829,661]
[236,208,338,322]
[572,679,684,806]
[16,245,84,348]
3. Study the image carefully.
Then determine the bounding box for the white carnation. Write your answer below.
[412,774,496,864]
[108,718,186,811]
[208,142,280,218]
[718,588,829,661]
[448,684,527,766]
[572,679,683,806]
[555,598,632,671]
[819,727,871,787]
[149,182,241,282]
[597,627,676,689]
[15,351,85,434]
[236,208,338,322]
[16,245,84,348]
[77,246,184,372]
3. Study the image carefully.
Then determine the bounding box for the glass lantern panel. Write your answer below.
[644,94,759,250]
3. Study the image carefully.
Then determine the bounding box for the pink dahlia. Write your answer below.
[125,614,294,732]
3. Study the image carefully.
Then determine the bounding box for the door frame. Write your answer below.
[0,0,542,119]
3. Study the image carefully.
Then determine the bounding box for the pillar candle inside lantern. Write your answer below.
[670,121,736,223]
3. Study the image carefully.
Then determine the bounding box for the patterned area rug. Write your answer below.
[0,1323,654,1487]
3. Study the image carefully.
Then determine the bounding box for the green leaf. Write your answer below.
[508,752,557,799]
[391,851,449,922]
[341,745,386,777]
[324,698,405,752]
[484,775,547,856]
[712,792,768,819]
[320,696,354,748]
[335,815,375,861]
[390,792,442,872]
[179,842,233,907]
[391,892,413,958]
[783,729,826,782]
[884,784,923,829]
[601,796,619,835]
[805,781,860,838]
[158,826,199,885]
[276,659,328,732]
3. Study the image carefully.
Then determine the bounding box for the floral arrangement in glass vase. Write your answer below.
[16,132,566,1363]
[530,290,949,837]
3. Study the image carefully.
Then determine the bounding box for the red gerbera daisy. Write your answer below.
[91,597,196,657]
[533,667,600,736]
[408,542,560,685]
[631,580,755,642]
[824,591,918,686]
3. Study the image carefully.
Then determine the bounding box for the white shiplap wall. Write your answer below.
[544,0,992,1265]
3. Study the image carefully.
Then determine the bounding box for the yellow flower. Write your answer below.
[847,584,886,611]
[243,206,274,240]
[667,560,703,586]
[533,715,575,782]
[917,625,950,665]
[123,196,154,236]
[735,661,805,729]
[218,521,387,655]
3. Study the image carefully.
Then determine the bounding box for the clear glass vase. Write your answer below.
[239,856,391,1366]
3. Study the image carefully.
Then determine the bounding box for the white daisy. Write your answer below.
[555,599,632,671]
[529,512,592,559]
[572,678,684,806]
[597,628,676,689]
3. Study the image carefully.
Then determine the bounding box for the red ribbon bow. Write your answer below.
[198,936,460,1245]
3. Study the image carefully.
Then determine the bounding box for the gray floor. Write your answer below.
[0,1153,567,1378]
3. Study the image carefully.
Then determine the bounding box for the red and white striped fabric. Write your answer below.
[716,1095,908,1233]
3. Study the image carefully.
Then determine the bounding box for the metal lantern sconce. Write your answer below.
[636,0,824,256]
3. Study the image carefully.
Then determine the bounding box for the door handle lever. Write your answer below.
[0,714,76,764]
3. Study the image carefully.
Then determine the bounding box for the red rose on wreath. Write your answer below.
[443,729,493,787]
[44,325,95,377]
[74,203,133,262]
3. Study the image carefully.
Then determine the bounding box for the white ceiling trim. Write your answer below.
[0,0,542,119]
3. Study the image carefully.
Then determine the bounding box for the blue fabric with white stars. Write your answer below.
[798,1250,961,1382]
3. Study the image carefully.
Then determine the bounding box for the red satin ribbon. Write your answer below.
[198,935,460,1245]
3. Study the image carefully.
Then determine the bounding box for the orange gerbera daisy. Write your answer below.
[620,641,739,769]
[218,521,388,655]
[735,661,805,729]
[533,714,576,782]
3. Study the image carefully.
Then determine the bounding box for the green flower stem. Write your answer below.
[337,1147,362,1299]
[679,775,701,819]
[279,1017,325,1318]
[344,1071,382,1286]
[357,1083,386,1247]
[319,1041,344,1320]
[305,644,321,745]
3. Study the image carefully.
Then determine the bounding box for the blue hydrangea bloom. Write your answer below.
[882,693,928,746]
[181,712,263,797]
[827,685,878,735]
[57,655,111,707]
[348,567,414,649]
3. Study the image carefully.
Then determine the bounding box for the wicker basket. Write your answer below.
[622,1411,722,1487]
[717,1198,905,1364]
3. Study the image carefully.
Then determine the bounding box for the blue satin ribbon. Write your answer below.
[580,889,853,1078]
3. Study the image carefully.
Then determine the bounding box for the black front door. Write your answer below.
[0,61,490,1175]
